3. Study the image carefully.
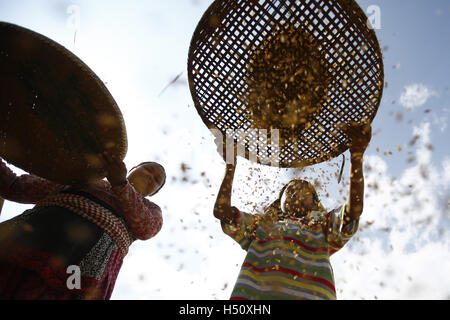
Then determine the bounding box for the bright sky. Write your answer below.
[0,0,449,300]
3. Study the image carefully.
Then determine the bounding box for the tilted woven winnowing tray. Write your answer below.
[0,22,127,185]
[188,0,384,168]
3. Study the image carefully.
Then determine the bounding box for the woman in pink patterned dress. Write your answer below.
[0,153,165,300]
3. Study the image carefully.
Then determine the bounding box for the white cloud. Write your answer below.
[413,122,432,164]
[400,84,437,110]
[332,122,450,300]
[431,106,449,133]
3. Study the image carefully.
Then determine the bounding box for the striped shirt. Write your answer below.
[222,206,359,300]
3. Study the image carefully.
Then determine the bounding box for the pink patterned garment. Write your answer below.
[0,157,163,300]
[0,158,163,240]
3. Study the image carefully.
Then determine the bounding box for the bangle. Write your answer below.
[231,206,240,225]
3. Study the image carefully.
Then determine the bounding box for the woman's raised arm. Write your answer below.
[0,158,65,204]
[213,134,239,225]
[214,163,238,225]
[344,123,372,221]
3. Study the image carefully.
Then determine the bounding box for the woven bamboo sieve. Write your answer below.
[0,22,128,185]
[188,0,384,168]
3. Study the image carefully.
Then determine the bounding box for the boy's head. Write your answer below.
[279,179,321,217]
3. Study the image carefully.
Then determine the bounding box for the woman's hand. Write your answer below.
[0,197,4,214]
[99,151,128,188]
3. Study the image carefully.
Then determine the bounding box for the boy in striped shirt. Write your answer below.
[214,123,371,300]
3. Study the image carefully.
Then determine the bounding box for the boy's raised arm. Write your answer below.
[344,123,372,221]
[214,163,238,225]
[213,134,239,225]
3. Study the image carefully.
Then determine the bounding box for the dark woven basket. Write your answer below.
[0,22,128,185]
[188,0,384,168]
